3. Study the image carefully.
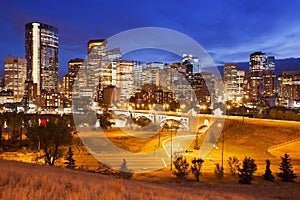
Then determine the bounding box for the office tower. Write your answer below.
[68,58,83,87]
[133,61,143,92]
[236,70,245,102]
[278,70,300,108]
[247,52,276,108]
[192,72,210,104]
[87,39,107,90]
[4,57,27,102]
[224,64,238,101]
[142,63,161,86]
[116,60,134,104]
[86,39,121,102]
[182,54,200,73]
[63,58,84,100]
[25,22,58,96]
[62,74,71,100]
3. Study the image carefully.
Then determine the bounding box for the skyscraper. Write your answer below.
[224,64,238,101]
[247,52,276,108]
[25,22,58,97]
[116,60,134,103]
[4,57,27,102]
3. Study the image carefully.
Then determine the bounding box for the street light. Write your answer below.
[164,119,181,171]
[202,104,207,121]
[226,105,231,118]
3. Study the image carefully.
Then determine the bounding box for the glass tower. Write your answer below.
[25,22,58,96]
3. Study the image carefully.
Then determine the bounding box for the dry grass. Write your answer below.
[1,159,300,200]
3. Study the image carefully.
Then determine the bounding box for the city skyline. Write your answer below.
[1,0,300,78]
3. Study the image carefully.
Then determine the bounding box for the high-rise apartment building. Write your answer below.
[246,52,276,108]
[182,54,200,74]
[116,60,134,103]
[236,70,245,102]
[25,22,58,96]
[86,39,121,102]
[278,70,300,108]
[224,64,238,101]
[63,58,84,100]
[4,57,27,102]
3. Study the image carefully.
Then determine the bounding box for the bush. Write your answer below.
[191,157,204,182]
[228,156,240,176]
[237,157,257,184]
[277,153,297,182]
[173,156,190,180]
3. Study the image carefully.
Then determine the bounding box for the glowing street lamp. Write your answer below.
[226,105,231,118]
[164,119,181,171]
[163,103,169,111]
[202,104,207,120]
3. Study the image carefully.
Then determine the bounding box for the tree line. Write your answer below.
[0,112,74,166]
[173,153,297,184]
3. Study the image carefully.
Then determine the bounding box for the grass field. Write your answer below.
[1,159,300,200]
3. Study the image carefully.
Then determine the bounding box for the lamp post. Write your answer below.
[221,130,224,171]
[170,126,173,171]
[202,104,207,121]
[164,119,180,171]
[226,105,231,119]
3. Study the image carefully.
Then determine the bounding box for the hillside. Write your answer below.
[1,159,300,200]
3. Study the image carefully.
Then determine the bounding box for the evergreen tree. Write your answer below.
[263,159,274,181]
[277,153,297,182]
[119,159,133,179]
[191,157,204,182]
[237,157,257,184]
[120,158,129,172]
[173,156,190,179]
[64,147,76,169]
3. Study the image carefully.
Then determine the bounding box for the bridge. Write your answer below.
[113,110,191,130]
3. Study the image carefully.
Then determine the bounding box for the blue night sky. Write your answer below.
[1,0,300,78]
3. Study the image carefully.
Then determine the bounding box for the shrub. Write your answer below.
[228,156,240,176]
[277,153,297,182]
[237,157,257,184]
[191,157,204,182]
[173,156,190,179]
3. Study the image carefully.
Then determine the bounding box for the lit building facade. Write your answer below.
[236,70,245,102]
[278,70,300,108]
[85,39,121,102]
[4,57,27,102]
[246,52,276,108]
[224,64,238,101]
[116,60,134,104]
[25,22,58,96]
